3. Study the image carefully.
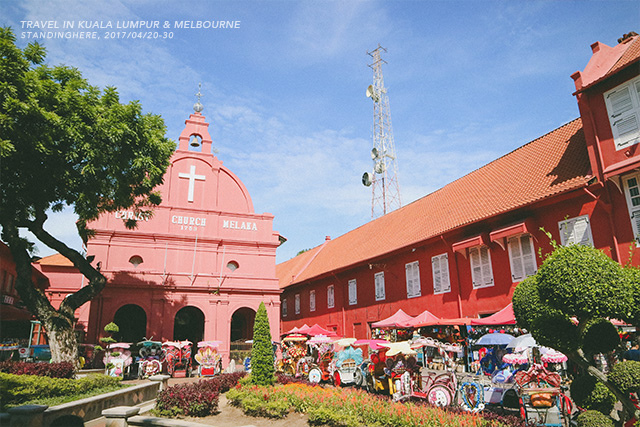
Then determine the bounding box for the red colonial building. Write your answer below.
[28,103,283,364]
[278,32,640,338]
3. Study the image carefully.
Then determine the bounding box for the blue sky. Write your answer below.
[2,0,638,263]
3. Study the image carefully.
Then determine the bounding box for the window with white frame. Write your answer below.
[310,290,316,312]
[327,285,335,308]
[623,173,640,244]
[282,298,287,317]
[507,234,537,282]
[604,75,640,150]
[432,253,451,294]
[294,294,300,314]
[469,246,494,289]
[374,271,386,301]
[405,261,421,298]
[558,215,594,247]
[348,279,357,305]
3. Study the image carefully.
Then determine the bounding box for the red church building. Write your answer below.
[30,102,283,363]
[278,32,640,338]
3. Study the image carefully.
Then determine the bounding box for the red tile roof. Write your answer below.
[278,118,591,288]
[573,35,640,93]
[35,253,75,267]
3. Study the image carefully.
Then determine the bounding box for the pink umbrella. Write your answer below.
[503,353,528,365]
[371,309,415,328]
[541,350,568,364]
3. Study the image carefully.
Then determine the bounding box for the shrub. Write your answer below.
[0,372,122,410]
[576,409,615,427]
[608,360,640,395]
[250,302,275,386]
[570,374,616,415]
[0,361,75,378]
[154,372,245,417]
[581,318,620,355]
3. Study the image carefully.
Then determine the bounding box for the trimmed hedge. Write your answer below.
[575,410,615,427]
[154,371,245,417]
[608,360,640,395]
[0,372,122,411]
[0,361,75,378]
[570,374,616,415]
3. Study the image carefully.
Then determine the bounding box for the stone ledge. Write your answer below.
[128,415,212,426]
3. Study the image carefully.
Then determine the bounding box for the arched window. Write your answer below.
[129,255,143,268]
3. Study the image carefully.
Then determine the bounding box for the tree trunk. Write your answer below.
[46,320,79,365]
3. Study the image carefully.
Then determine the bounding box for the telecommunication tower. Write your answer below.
[362,45,401,219]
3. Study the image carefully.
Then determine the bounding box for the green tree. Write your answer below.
[513,243,640,422]
[250,302,275,385]
[0,28,175,364]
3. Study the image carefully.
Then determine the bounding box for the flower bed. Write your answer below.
[154,371,245,417]
[0,360,75,378]
[226,383,514,427]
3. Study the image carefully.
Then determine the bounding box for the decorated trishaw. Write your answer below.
[329,338,363,386]
[353,339,391,393]
[194,340,223,376]
[306,334,334,383]
[276,334,308,376]
[513,362,572,426]
[380,340,459,406]
[103,342,133,378]
[135,339,164,379]
[162,340,192,377]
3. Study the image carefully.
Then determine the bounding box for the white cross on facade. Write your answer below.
[178,165,206,202]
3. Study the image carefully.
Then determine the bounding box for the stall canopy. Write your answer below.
[284,324,310,335]
[298,324,338,337]
[405,309,441,328]
[371,309,415,329]
[470,303,516,325]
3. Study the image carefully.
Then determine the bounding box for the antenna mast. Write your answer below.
[362,45,401,219]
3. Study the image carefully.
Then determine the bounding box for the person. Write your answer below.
[623,341,640,361]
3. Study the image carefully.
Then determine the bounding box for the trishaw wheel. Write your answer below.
[427,385,452,407]
[308,368,322,384]
[333,371,341,387]
[354,368,363,387]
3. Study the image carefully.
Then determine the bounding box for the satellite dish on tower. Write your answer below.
[366,85,379,102]
[374,161,386,174]
[371,147,379,160]
[362,172,373,187]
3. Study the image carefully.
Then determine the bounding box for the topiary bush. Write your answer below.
[250,301,275,386]
[608,360,640,395]
[575,409,615,427]
[536,245,633,321]
[581,318,620,355]
[570,374,616,415]
[0,361,75,378]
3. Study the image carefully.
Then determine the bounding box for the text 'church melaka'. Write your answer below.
[40,101,283,363]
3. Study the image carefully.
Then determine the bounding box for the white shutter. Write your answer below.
[327,285,334,308]
[606,78,640,150]
[406,261,420,297]
[310,290,316,312]
[480,247,493,286]
[348,279,357,305]
[374,272,385,301]
[559,215,594,247]
[508,237,524,281]
[470,247,481,287]
[632,209,640,243]
[521,235,537,276]
[432,256,442,293]
[432,253,451,294]
[295,294,300,314]
[441,254,450,293]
